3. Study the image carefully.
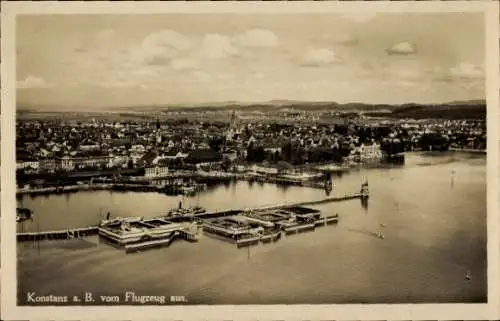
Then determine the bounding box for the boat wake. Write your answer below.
[347,228,384,239]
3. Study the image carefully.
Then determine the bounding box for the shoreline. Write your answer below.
[16,172,333,197]
[15,151,485,198]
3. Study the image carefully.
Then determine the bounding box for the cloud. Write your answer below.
[145,30,194,51]
[199,34,239,59]
[126,28,280,74]
[386,42,417,55]
[131,30,194,65]
[234,29,279,48]
[17,75,54,89]
[302,48,342,67]
[132,28,279,68]
[449,63,483,80]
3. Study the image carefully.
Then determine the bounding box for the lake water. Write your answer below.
[17,152,487,304]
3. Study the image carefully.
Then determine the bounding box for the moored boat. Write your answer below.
[17,208,33,223]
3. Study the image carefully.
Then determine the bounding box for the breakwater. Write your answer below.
[17,182,207,197]
[17,172,332,197]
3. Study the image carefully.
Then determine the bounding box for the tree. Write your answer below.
[222,157,232,171]
[208,137,225,153]
[419,133,449,151]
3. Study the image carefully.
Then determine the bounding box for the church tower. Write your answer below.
[226,110,239,141]
[155,118,162,144]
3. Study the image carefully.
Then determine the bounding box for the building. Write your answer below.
[252,165,279,175]
[226,110,242,141]
[60,156,114,171]
[351,142,383,162]
[17,161,40,172]
[39,158,58,173]
[222,150,238,162]
[144,166,169,178]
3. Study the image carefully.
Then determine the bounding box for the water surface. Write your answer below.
[17,152,487,304]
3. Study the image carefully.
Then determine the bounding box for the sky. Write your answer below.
[16,12,486,109]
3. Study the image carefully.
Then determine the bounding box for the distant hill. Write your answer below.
[17,99,486,120]
[364,101,486,120]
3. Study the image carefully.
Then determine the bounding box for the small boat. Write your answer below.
[181,186,196,195]
[17,208,34,222]
[380,223,386,228]
[192,206,206,214]
[465,271,472,280]
[168,206,206,217]
[100,216,142,226]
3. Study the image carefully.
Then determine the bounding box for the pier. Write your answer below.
[194,191,367,220]
[17,183,368,252]
[17,227,99,241]
[16,192,364,243]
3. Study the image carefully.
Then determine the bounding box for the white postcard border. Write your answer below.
[1,1,499,321]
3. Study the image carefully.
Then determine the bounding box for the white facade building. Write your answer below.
[144,166,169,178]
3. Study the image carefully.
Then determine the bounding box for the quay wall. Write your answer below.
[448,148,486,154]
[17,171,332,196]
[17,182,203,196]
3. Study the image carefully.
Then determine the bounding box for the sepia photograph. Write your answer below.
[1,1,499,321]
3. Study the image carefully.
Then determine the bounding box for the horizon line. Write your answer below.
[16,98,487,112]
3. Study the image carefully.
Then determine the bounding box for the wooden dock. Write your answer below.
[16,189,366,243]
[194,191,367,219]
[17,226,99,241]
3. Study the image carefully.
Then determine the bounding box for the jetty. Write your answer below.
[17,227,99,241]
[16,191,366,243]
[17,182,369,252]
[194,190,367,220]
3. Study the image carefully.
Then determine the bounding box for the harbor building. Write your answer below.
[202,216,265,241]
[98,217,198,253]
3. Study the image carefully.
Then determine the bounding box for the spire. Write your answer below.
[230,110,236,128]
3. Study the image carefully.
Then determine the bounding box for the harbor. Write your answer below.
[16,152,487,304]
[16,182,368,252]
[16,168,335,198]
[13,9,489,308]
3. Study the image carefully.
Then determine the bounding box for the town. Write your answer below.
[15,104,486,251]
[16,105,486,184]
